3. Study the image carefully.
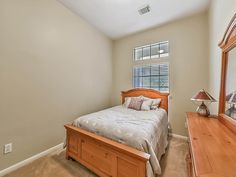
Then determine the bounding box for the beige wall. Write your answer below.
[2,0,233,171]
[208,0,236,114]
[0,0,112,170]
[112,13,209,136]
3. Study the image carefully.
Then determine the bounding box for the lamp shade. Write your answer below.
[191,89,216,102]
[226,91,236,104]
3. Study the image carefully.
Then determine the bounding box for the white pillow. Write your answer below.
[141,96,161,110]
[123,97,132,108]
[152,98,161,106]
[141,99,153,111]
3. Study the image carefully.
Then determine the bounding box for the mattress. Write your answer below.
[73,105,168,177]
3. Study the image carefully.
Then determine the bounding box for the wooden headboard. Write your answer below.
[121,88,169,113]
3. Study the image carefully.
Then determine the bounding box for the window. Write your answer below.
[133,41,170,92]
[134,41,169,61]
[133,64,169,92]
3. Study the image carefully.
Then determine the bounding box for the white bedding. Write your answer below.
[73,105,168,177]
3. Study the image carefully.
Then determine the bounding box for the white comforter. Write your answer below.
[73,106,168,177]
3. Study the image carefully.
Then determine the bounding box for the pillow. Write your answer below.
[151,99,161,110]
[141,99,153,111]
[123,97,132,108]
[128,97,143,111]
[141,96,161,110]
[123,96,141,108]
[152,98,161,106]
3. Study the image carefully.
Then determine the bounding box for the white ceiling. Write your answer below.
[58,0,210,39]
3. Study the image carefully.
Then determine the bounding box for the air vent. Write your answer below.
[138,5,150,15]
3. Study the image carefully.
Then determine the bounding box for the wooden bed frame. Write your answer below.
[64,88,169,177]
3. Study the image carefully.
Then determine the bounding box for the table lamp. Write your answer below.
[191,89,216,117]
[225,91,236,119]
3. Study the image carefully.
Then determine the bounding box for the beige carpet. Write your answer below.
[4,137,188,177]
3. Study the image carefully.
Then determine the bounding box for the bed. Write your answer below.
[64,88,169,177]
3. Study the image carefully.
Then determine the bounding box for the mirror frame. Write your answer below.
[218,13,236,133]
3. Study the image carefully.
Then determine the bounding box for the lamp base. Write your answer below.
[226,105,236,120]
[196,102,210,117]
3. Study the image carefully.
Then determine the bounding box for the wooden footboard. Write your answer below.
[65,124,150,177]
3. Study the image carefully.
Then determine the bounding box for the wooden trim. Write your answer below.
[219,13,236,48]
[218,13,236,133]
[121,88,169,113]
[218,52,228,114]
[219,114,236,134]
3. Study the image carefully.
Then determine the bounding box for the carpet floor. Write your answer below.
[4,137,188,177]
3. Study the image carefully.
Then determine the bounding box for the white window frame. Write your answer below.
[133,41,169,61]
[132,41,170,92]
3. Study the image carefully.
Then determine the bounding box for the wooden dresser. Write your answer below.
[186,112,236,177]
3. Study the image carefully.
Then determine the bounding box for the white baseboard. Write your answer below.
[169,133,188,141]
[0,143,64,177]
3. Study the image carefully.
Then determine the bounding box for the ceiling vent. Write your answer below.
[138,5,150,15]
